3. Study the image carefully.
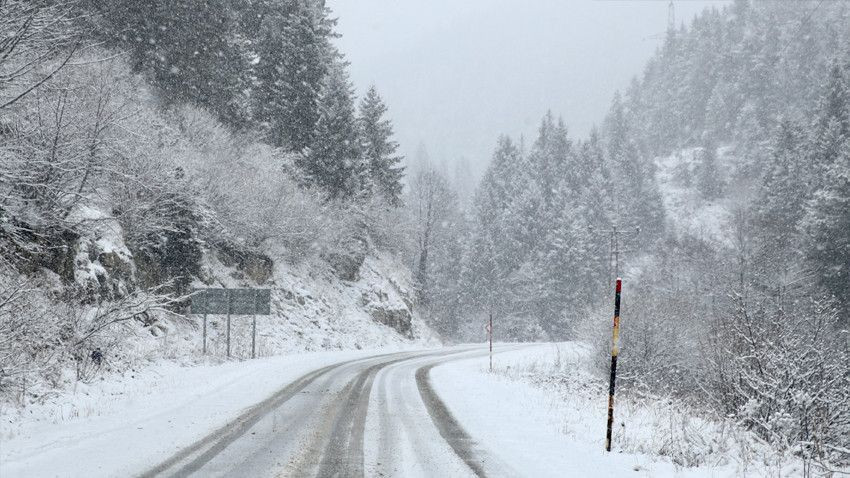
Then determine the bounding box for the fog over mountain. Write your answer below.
[331,0,730,175]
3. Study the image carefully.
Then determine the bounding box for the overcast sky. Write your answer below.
[328,0,731,175]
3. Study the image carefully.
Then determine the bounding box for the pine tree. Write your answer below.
[529,112,572,209]
[817,63,850,138]
[302,60,365,200]
[251,0,335,151]
[804,142,850,317]
[605,93,666,241]
[358,86,404,206]
[809,63,850,190]
[466,136,529,313]
[94,0,246,125]
[697,139,724,200]
[753,120,809,290]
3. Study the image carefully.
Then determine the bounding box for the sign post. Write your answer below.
[252,314,257,359]
[605,278,623,452]
[226,293,232,358]
[488,313,493,372]
[191,288,271,359]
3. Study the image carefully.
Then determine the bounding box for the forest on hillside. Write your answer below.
[1,0,849,470]
[412,0,850,467]
[1,0,419,398]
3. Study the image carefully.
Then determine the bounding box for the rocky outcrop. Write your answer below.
[323,237,367,282]
[359,282,414,338]
[366,305,413,338]
[74,237,136,301]
[216,242,273,284]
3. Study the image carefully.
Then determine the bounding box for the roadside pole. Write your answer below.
[226,292,232,358]
[202,314,207,355]
[489,313,493,372]
[251,314,257,359]
[605,278,622,452]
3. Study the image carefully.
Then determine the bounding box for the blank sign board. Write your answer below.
[230,289,258,315]
[191,288,271,315]
[255,289,271,315]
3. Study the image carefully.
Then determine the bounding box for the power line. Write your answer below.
[590,224,640,289]
[776,0,825,58]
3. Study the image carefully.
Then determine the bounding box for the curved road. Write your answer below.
[143,346,524,478]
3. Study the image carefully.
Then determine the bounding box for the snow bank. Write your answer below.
[430,343,810,477]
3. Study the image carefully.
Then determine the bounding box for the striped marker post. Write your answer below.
[605,278,622,452]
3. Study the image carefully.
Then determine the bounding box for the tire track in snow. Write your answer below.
[416,361,523,478]
[141,352,410,477]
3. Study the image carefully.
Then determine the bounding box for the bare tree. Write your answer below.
[0,0,78,110]
[408,165,458,306]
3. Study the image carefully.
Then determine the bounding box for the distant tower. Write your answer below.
[642,1,677,42]
[667,1,676,33]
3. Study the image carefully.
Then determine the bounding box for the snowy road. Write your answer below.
[3,343,715,477]
[140,345,524,478]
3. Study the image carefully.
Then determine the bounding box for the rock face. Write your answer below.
[216,242,274,284]
[359,278,414,338]
[74,237,137,301]
[3,217,80,283]
[366,305,413,338]
[323,237,367,282]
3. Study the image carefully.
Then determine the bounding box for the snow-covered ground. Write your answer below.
[0,348,411,477]
[654,147,734,245]
[1,342,819,477]
[431,343,809,477]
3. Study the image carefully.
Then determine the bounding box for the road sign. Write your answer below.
[255,289,271,315]
[191,288,272,360]
[230,289,258,315]
[191,288,272,315]
[191,288,229,315]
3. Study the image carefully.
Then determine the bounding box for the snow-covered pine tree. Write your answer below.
[358,86,404,206]
[604,92,665,241]
[808,63,850,191]
[251,0,335,151]
[94,0,245,126]
[302,59,366,200]
[696,139,724,200]
[464,136,524,314]
[805,133,850,319]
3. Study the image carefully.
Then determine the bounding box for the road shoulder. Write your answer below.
[428,343,691,478]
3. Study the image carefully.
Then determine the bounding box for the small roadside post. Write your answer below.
[252,314,257,359]
[202,313,207,355]
[605,278,623,452]
[226,292,232,358]
[488,313,493,372]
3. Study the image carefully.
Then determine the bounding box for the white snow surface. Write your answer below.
[0,348,402,477]
[1,342,819,477]
[430,343,808,477]
[655,147,733,245]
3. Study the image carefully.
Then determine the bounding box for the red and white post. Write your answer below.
[605,278,622,452]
